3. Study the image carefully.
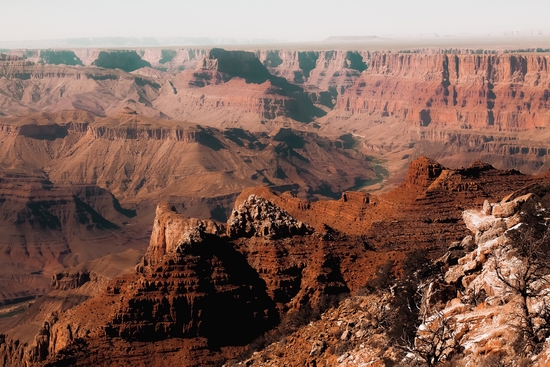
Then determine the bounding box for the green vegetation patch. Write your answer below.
[85,73,118,81]
[92,50,151,72]
[297,51,319,79]
[39,50,83,66]
[135,77,161,89]
[22,50,37,59]
[345,51,367,72]
[160,49,177,64]
[262,50,283,67]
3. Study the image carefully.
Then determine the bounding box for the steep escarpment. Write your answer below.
[335,52,550,130]
[256,50,370,108]
[7,50,83,66]
[154,48,326,126]
[324,51,550,176]
[0,110,374,202]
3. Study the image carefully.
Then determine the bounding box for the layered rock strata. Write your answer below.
[327,51,550,174]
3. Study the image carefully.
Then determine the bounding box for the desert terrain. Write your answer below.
[1,37,550,365]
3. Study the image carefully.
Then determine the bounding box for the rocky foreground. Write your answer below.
[0,157,549,366]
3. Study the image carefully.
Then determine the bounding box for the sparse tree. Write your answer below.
[493,226,550,350]
[399,311,462,367]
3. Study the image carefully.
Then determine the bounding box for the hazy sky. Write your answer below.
[2,0,550,42]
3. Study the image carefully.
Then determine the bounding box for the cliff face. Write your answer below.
[323,52,550,176]
[255,50,369,108]
[0,49,326,128]
[336,52,550,130]
[256,50,368,89]
[0,110,374,202]
[12,197,371,366]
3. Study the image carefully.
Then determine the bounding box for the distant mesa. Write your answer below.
[92,50,151,72]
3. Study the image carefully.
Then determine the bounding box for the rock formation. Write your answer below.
[235,180,550,367]
[0,157,547,366]
[255,50,370,107]
[0,106,374,305]
[227,194,312,239]
[0,171,144,304]
[325,51,550,175]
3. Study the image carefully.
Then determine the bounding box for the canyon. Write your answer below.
[1,42,550,366]
[4,46,550,181]
[0,156,548,366]
[0,106,374,303]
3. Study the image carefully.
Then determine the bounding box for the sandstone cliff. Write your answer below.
[255,50,370,107]
[323,51,550,178]
[335,52,550,130]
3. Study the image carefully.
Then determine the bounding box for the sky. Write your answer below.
[2,0,550,42]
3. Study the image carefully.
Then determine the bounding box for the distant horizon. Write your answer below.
[3,0,550,44]
[2,31,550,51]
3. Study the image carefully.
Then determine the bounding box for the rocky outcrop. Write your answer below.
[240,182,550,367]
[404,184,550,365]
[2,171,464,367]
[18,196,368,366]
[401,156,443,189]
[139,202,223,270]
[227,195,312,239]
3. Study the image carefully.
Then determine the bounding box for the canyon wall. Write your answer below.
[325,51,550,175]
[336,52,550,130]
